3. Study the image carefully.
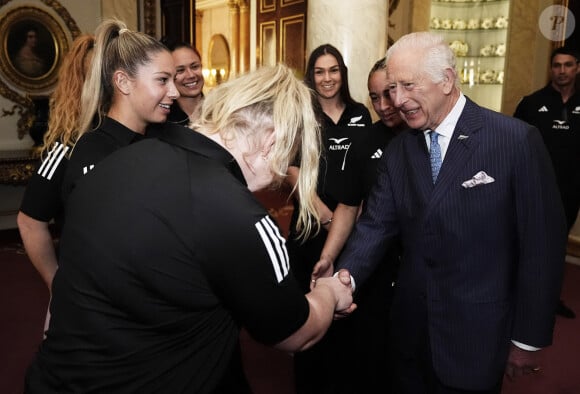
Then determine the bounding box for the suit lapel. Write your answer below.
[428,98,483,208]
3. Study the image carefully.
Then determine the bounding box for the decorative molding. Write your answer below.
[280,14,304,73]
[196,0,228,11]
[0,80,34,140]
[0,150,36,185]
[0,0,81,38]
[0,0,80,141]
[260,0,275,13]
[258,21,276,67]
[143,0,156,36]
[0,7,69,94]
[40,0,81,39]
[0,104,34,141]
[280,0,302,7]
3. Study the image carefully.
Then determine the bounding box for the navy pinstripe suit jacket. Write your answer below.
[337,98,567,390]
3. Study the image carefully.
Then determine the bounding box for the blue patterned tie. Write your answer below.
[429,131,442,183]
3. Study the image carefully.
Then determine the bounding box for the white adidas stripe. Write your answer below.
[371,148,383,159]
[37,142,69,180]
[255,216,289,283]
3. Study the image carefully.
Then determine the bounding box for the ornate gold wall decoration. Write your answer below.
[0,7,69,94]
[40,0,81,40]
[0,0,80,184]
[0,0,80,141]
[0,150,36,185]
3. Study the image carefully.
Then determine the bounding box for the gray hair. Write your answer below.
[386,31,459,88]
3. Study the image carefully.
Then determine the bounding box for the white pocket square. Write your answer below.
[461,171,495,188]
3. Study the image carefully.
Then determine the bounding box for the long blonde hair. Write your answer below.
[192,64,322,239]
[41,34,94,157]
[78,19,170,134]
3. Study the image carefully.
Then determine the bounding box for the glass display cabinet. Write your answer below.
[430,0,510,112]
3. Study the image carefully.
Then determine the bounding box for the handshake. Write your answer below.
[310,265,357,319]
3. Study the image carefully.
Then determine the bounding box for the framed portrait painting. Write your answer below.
[0,6,69,95]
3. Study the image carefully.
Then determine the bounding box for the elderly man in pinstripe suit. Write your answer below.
[312,31,567,394]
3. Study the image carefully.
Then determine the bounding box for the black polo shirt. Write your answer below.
[288,102,371,238]
[20,141,71,226]
[20,116,101,228]
[354,120,400,199]
[166,101,190,126]
[318,101,372,209]
[25,125,309,393]
[514,84,580,192]
[61,116,152,201]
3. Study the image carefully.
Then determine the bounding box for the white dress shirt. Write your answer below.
[423,93,466,160]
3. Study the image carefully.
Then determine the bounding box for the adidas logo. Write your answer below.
[83,164,95,174]
[538,106,548,112]
[371,149,383,159]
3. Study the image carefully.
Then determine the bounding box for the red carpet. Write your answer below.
[501,261,580,394]
[0,230,48,394]
[2,189,580,394]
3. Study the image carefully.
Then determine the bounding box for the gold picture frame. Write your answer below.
[0,6,69,95]
[0,0,80,185]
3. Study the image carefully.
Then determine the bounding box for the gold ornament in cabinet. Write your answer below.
[431,0,509,86]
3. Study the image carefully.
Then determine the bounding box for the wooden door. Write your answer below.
[256,0,307,76]
[160,0,195,45]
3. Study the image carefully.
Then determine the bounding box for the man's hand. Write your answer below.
[333,269,356,319]
[505,343,543,380]
[336,269,352,286]
[311,269,357,319]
